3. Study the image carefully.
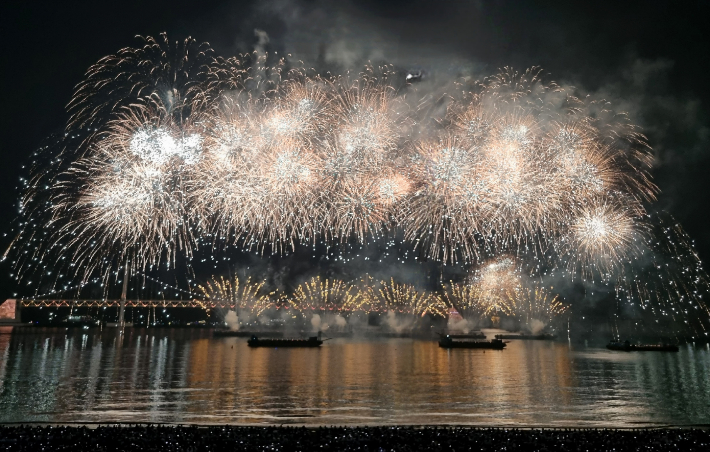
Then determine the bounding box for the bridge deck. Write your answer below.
[20,299,219,308]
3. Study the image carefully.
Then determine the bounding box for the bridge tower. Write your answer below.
[118,260,129,328]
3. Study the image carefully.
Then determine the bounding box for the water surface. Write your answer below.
[1,327,709,426]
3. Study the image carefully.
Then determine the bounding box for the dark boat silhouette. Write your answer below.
[60,315,100,328]
[606,340,679,352]
[214,330,283,338]
[495,333,556,340]
[247,334,324,348]
[438,335,506,349]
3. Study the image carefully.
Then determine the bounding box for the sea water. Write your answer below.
[1,327,709,427]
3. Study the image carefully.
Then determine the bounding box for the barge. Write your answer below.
[606,340,679,352]
[438,335,506,350]
[495,333,557,340]
[247,334,324,348]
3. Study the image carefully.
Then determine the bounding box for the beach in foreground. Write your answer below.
[1,425,708,451]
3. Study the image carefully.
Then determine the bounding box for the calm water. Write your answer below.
[1,327,709,427]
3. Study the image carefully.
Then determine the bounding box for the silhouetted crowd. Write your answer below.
[0,425,708,451]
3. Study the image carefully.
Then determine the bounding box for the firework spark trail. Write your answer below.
[9,36,710,337]
[615,213,710,339]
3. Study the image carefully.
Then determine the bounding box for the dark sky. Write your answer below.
[1,0,709,298]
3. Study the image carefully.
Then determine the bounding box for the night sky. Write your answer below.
[1,0,709,298]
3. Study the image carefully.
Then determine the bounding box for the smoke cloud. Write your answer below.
[529,319,546,335]
[447,317,472,334]
[224,310,239,331]
[384,311,413,334]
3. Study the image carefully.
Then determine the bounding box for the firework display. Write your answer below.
[364,277,449,317]
[505,286,568,333]
[290,276,363,312]
[197,273,559,330]
[442,257,568,329]
[6,34,710,339]
[198,275,274,316]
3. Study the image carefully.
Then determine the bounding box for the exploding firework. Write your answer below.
[561,196,647,279]
[466,256,522,316]
[403,135,484,264]
[362,277,448,317]
[443,278,568,331]
[53,97,205,278]
[30,53,659,278]
[289,276,364,313]
[506,285,569,333]
[67,33,218,141]
[198,275,274,316]
[442,282,485,320]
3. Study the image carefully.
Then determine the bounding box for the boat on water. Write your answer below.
[495,333,557,340]
[60,315,100,328]
[214,330,283,338]
[606,340,679,352]
[247,334,324,348]
[438,335,506,350]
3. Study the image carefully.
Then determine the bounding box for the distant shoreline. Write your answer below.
[4,325,710,345]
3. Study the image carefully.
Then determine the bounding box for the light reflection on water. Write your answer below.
[0,326,709,426]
